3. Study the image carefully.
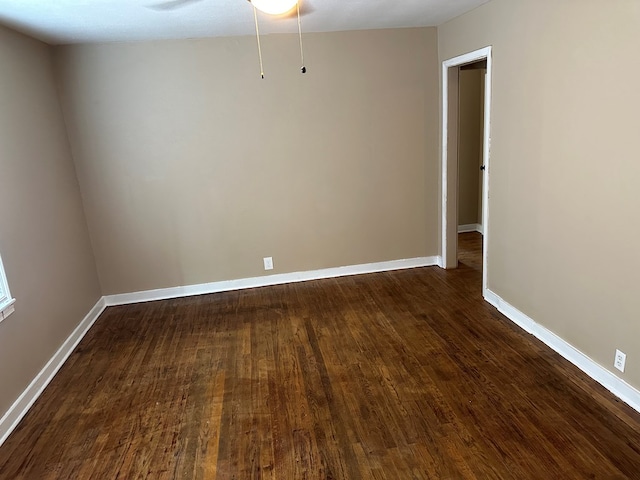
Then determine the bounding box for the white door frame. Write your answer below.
[441,46,492,296]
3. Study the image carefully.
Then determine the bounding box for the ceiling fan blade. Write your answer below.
[148,0,204,11]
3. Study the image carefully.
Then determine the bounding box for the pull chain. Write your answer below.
[297,1,306,73]
[253,5,265,79]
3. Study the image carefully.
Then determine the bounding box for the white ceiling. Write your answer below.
[0,0,489,45]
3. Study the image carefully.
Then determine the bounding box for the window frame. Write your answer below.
[0,253,15,322]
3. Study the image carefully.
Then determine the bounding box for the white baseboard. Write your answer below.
[484,289,640,413]
[458,223,483,234]
[0,297,107,447]
[105,256,441,306]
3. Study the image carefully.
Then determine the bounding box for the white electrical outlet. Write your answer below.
[263,257,273,271]
[614,349,626,373]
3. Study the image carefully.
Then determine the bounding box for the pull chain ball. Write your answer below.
[301,66,306,74]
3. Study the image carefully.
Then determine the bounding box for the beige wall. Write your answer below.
[0,26,101,416]
[439,0,640,388]
[55,28,440,295]
[458,68,484,227]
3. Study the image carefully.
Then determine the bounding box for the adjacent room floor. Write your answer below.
[1,237,639,478]
[457,231,482,273]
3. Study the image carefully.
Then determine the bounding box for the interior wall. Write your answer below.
[457,68,484,227]
[439,0,640,389]
[55,28,440,295]
[0,26,101,417]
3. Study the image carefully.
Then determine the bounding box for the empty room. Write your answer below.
[0,0,639,478]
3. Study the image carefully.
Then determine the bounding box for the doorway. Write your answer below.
[457,61,486,273]
[441,47,492,296]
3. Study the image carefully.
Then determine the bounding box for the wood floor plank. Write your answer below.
[1,233,639,478]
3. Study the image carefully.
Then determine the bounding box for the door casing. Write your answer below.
[440,46,493,297]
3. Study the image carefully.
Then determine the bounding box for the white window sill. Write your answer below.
[0,298,16,323]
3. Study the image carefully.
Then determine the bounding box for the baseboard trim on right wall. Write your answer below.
[484,289,640,414]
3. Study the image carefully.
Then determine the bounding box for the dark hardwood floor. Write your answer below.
[1,239,639,478]
[458,232,482,273]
